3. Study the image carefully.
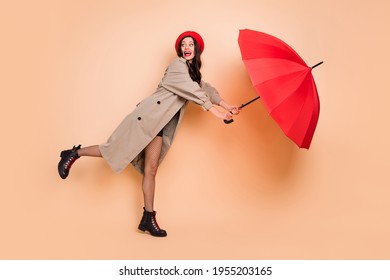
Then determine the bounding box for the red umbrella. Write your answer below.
[236,29,322,149]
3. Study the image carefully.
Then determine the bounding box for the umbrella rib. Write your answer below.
[266,71,312,130]
[254,68,309,91]
[285,92,310,135]
[278,77,315,138]
[242,55,307,68]
[244,58,308,86]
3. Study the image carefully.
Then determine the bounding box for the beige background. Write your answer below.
[1,0,389,259]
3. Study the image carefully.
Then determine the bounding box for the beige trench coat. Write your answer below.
[99,57,224,174]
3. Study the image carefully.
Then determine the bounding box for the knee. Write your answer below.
[144,163,159,177]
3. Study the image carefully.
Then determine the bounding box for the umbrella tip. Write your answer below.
[311,61,324,69]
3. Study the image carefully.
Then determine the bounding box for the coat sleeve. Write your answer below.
[200,81,224,105]
[159,58,213,110]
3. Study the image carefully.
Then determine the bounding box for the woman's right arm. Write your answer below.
[160,58,214,110]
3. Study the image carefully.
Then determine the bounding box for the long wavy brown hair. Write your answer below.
[177,36,202,84]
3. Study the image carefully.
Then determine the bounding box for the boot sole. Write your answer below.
[138,225,167,237]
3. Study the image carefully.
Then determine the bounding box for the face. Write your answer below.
[180,37,195,62]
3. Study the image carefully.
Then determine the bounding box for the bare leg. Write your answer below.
[142,136,163,212]
[77,145,102,157]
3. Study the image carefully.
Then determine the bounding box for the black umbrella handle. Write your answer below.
[223,96,261,125]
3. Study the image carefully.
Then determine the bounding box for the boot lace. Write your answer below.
[63,145,80,170]
[64,155,77,170]
[151,212,161,231]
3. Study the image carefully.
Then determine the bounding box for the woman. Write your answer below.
[58,31,240,237]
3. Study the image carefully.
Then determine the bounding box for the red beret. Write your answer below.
[175,31,204,54]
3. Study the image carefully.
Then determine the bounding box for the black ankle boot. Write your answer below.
[58,145,81,179]
[138,208,167,237]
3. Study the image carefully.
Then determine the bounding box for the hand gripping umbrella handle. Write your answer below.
[223,96,261,124]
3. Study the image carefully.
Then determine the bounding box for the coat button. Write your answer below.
[137,117,141,120]
[157,101,161,104]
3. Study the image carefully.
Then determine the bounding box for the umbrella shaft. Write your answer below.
[311,61,324,69]
[240,96,260,109]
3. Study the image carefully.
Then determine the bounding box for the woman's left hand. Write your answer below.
[227,105,241,115]
[219,101,241,115]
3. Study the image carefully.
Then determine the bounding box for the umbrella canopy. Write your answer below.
[238,29,322,149]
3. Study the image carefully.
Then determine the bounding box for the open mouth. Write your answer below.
[184,51,192,57]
